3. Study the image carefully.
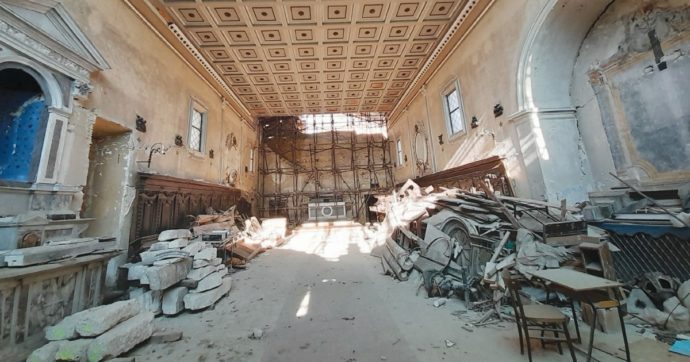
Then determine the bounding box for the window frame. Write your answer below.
[188,99,207,155]
[396,138,405,167]
[248,147,255,173]
[441,80,467,138]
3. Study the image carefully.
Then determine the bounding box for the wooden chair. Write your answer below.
[503,269,577,362]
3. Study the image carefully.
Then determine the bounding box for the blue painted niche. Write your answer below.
[0,69,48,183]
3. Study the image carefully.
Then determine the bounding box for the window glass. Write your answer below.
[189,108,204,152]
[444,86,464,135]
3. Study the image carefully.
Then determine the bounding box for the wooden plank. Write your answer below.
[3,241,116,267]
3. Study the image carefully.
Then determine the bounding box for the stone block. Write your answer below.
[130,289,162,315]
[153,257,185,266]
[127,263,147,281]
[146,257,192,290]
[194,247,217,261]
[183,277,232,311]
[182,241,204,256]
[193,257,222,269]
[168,238,189,249]
[87,312,155,361]
[150,242,170,251]
[158,229,192,241]
[215,264,226,272]
[192,270,224,293]
[186,265,215,281]
[162,286,188,315]
[27,341,65,362]
[56,338,92,361]
[140,249,188,265]
[75,300,141,337]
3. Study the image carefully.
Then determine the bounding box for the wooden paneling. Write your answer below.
[131,173,242,243]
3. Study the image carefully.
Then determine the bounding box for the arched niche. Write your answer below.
[517,0,613,111]
[519,0,690,190]
[0,60,69,184]
[509,0,614,202]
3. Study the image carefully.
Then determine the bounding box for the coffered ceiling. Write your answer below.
[149,0,477,117]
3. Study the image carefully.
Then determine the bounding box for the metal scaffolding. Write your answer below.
[257,113,394,226]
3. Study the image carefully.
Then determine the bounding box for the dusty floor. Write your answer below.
[128,223,648,362]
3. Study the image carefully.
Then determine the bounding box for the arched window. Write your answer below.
[0,68,48,183]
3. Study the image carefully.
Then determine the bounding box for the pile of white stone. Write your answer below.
[125,229,232,315]
[28,300,153,362]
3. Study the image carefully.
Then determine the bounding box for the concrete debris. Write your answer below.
[433,298,447,308]
[87,311,155,361]
[250,328,264,339]
[444,339,456,348]
[183,277,232,310]
[158,229,192,241]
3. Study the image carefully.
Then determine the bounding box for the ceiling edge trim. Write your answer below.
[123,0,255,129]
[388,0,495,126]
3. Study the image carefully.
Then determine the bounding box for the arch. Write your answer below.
[516,0,614,111]
[0,57,65,110]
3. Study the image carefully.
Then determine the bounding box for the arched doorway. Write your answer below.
[0,67,49,183]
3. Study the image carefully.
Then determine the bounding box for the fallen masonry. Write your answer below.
[184,277,232,310]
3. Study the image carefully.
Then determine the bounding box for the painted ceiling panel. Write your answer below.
[159,0,469,116]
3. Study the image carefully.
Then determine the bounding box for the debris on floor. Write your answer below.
[371,179,578,309]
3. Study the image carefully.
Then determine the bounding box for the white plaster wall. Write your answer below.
[61,0,257,194]
[571,0,690,189]
[388,0,547,196]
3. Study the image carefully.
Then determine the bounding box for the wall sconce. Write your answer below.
[471,116,480,129]
[438,134,444,145]
[174,135,183,147]
[135,115,147,132]
[493,104,504,118]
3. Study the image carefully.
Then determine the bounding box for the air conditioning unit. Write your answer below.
[308,202,347,221]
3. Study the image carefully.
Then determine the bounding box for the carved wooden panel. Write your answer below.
[130,173,241,242]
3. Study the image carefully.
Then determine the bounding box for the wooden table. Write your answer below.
[530,268,630,362]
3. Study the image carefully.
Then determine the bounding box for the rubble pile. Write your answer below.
[372,179,577,301]
[628,274,690,333]
[124,229,232,315]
